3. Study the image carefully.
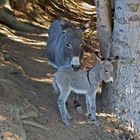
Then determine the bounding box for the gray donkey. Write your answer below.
[45,19,89,113]
[45,19,84,71]
[52,54,119,126]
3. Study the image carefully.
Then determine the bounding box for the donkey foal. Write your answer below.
[53,57,118,126]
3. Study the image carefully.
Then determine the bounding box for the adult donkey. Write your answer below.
[45,19,84,71]
[45,19,87,113]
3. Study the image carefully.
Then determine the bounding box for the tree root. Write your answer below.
[20,111,39,120]
[16,109,49,139]
[22,120,49,131]
[16,112,27,140]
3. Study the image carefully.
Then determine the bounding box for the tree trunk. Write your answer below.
[96,0,140,133]
[110,0,140,133]
[95,0,114,114]
[95,0,112,58]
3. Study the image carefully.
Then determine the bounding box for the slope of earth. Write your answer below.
[0,1,140,140]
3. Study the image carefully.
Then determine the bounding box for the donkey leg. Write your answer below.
[85,95,92,118]
[52,79,59,94]
[73,94,83,115]
[88,93,99,126]
[58,90,71,125]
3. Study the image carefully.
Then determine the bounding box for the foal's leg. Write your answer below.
[73,93,83,114]
[58,88,72,125]
[87,92,99,126]
[85,95,92,118]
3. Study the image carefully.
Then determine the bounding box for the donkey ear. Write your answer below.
[108,56,119,62]
[60,19,65,25]
[60,19,74,31]
[94,50,105,62]
[80,20,91,31]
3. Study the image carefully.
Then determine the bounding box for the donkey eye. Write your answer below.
[105,70,108,73]
[66,43,72,49]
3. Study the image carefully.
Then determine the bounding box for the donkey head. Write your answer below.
[100,56,119,83]
[95,51,119,83]
[59,19,92,71]
[64,27,84,71]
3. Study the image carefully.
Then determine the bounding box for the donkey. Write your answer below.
[45,19,88,113]
[45,19,84,71]
[52,54,119,126]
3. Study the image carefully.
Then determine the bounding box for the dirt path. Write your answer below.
[1,23,140,140]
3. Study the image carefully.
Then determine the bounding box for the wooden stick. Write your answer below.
[16,113,27,140]
[22,120,49,131]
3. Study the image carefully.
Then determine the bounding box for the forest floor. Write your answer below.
[0,1,140,140]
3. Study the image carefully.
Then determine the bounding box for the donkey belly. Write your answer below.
[71,87,87,95]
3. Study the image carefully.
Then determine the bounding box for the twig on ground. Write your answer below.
[20,111,39,120]
[16,112,27,140]
[22,120,49,131]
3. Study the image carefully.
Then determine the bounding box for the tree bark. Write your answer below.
[96,0,140,133]
[95,0,112,58]
[110,0,140,133]
[95,0,114,114]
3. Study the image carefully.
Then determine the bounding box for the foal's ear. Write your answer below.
[108,56,119,62]
[94,50,105,62]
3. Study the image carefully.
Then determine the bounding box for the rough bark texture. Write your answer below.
[95,0,114,115]
[96,0,140,133]
[111,0,140,133]
[95,0,112,58]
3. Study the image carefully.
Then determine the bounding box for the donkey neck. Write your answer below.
[90,63,103,84]
[55,31,66,45]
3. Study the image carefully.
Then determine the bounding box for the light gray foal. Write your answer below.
[52,56,119,126]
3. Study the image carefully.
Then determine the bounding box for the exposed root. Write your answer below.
[22,120,49,131]
[20,111,39,120]
[16,112,27,140]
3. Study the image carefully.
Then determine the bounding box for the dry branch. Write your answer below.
[20,111,39,120]
[16,113,27,140]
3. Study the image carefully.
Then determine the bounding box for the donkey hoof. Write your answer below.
[75,106,83,115]
[68,116,73,121]
[88,114,92,119]
[64,120,70,126]
[92,120,100,127]
[67,114,72,120]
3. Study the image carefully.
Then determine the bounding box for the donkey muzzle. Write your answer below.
[71,56,80,71]
[107,77,113,83]
[72,64,80,71]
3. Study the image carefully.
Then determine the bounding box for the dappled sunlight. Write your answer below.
[76,121,87,125]
[29,44,46,50]
[97,113,117,118]
[8,33,46,46]
[0,115,6,122]
[0,25,14,36]
[0,114,21,139]
[32,57,48,63]
[79,2,96,11]
[30,77,52,84]
[1,131,21,140]
[0,24,47,47]
[29,73,54,84]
